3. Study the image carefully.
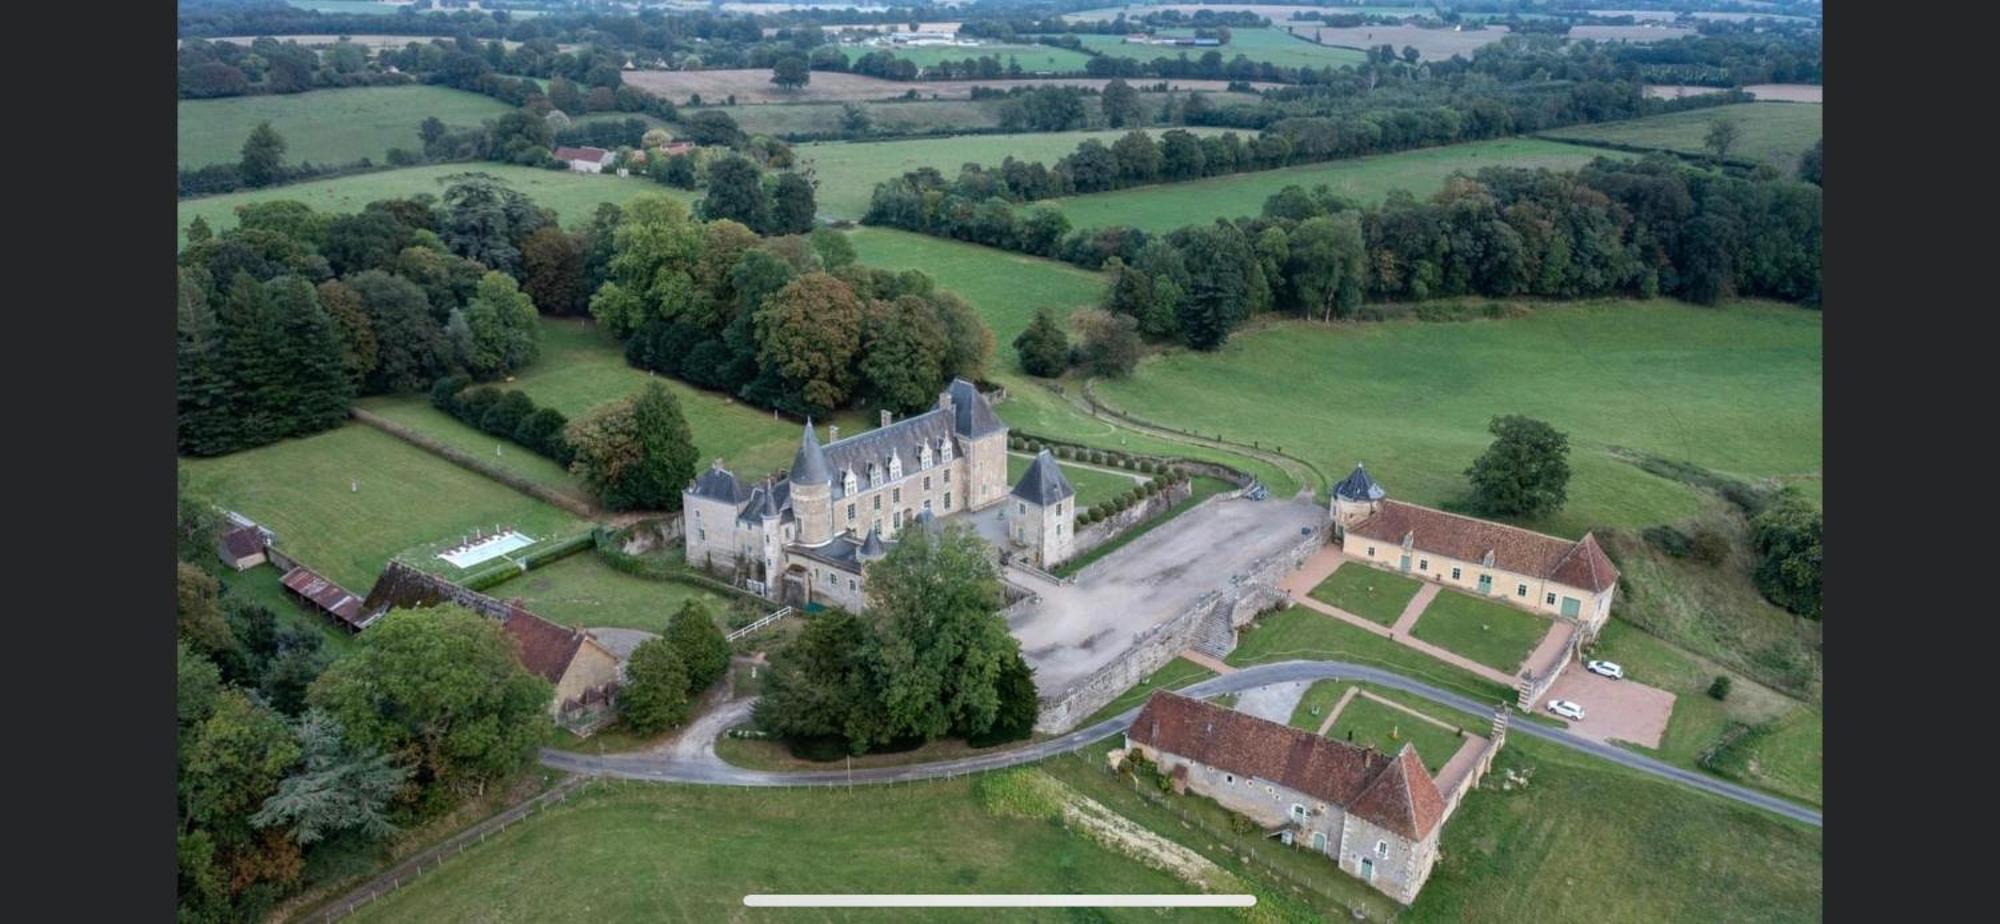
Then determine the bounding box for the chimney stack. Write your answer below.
[880,409,893,429]
[829,424,840,442]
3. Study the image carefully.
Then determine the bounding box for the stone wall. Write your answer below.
[1035,520,1330,734]
[1069,479,1193,559]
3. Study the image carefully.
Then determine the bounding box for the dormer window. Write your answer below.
[888,452,903,481]
[867,463,879,486]
[842,468,858,496]
[938,439,952,463]
[918,444,932,469]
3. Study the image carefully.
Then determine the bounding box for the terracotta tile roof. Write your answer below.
[1127,692,1445,840]
[1348,744,1448,841]
[499,604,585,685]
[1345,500,1618,593]
[280,566,369,630]
[552,145,611,163]
[218,525,265,561]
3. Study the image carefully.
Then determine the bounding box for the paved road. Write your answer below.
[540,660,1822,828]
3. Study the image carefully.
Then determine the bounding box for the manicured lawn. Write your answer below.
[1095,300,1823,536]
[1408,589,1553,675]
[870,42,1096,73]
[1005,451,1142,509]
[1077,656,1217,728]
[346,777,1199,923]
[1322,692,1465,776]
[1541,101,1823,171]
[178,85,513,169]
[1287,679,1350,730]
[181,424,586,590]
[1072,28,1367,69]
[216,563,359,656]
[1055,475,1234,578]
[479,553,745,634]
[1409,735,1822,923]
[1228,605,1517,706]
[1308,564,1422,626]
[178,165,694,246]
[354,395,589,498]
[802,127,1232,220]
[1038,136,1624,233]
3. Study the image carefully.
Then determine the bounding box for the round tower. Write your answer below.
[1331,463,1386,533]
[790,419,834,546]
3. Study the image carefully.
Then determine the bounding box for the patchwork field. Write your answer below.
[345,777,1200,923]
[178,86,513,169]
[1095,300,1823,537]
[1073,27,1368,69]
[177,165,693,247]
[1038,136,1623,233]
[801,126,1233,219]
[1064,4,1421,23]
[1300,24,1512,60]
[481,553,741,635]
[858,41,1096,73]
[181,424,586,591]
[1541,101,1823,170]
[625,68,1269,105]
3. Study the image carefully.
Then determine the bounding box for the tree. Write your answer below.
[1100,78,1142,129]
[548,75,584,114]
[700,154,773,233]
[861,295,951,414]
[457,271,542,378]
[772,54,811,90]
[1797,138,1822,186]
[316,279,379,388]
[684,110,743,147]
[439,173,550,276]
[249,710,409,847]
[865,523,1031,744]
[1283,212,1367,321]
[181,688,303,892]
[187,215,214,244]
[619,638,692,734]
[177,270,235,456]
[1463,415,1571,518]
[810,226,857,269]
[1013,306,1070,377]
[664,599,732,693]
[308,605,551,802]
[589,195,705,339]
[767,172,818,235]
[1073,308,1140,378]
[564,382,701,511]
[754,272,864,417]
[1704,117,1741,161]
[519,226,589,316]
[179,563,240,667]
[1750,488,1822,619]
[754,608,885,749]
[840,102,872,133]
[347,269,449,393]
[239,122,287,188]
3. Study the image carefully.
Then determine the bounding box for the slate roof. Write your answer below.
[946,378,1004,437]
[823,409,957,500]
[689,463,753,504]
[1345,500,1619,593]
[738,479,791,524]
[499,604,587,685]
[1127,691,1445,841]
[857,526,887,560]
[788,532,870,573]
[1011,449,1074,506]
[1333,463,1386,502]
[791,420,833,486]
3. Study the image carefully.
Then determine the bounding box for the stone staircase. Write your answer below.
[1191,598,1238,659]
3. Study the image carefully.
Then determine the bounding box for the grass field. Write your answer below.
[353,395,588,498]
[1074,27,1368,69]
[1542,101,1823,171]
[217,563,360,656]
[479,553,741,634]
[1409,735,1821,923]
[178,165,693,247]
[627,68,1263,105]
[182,424,585,591]
[801,127,1232,220]
[1321,691,1465,776]
[1005,451,1143,508]
[845,227,1109,364]
[1094,299,1823,537]
[864,42,1096,73]
[722,98,1005,139]
[1038,137,1625,233]
[347,777,1202,923]
[1408,589,1553,674]
[1309,564,1422,626]
[178,86,513,169]
[1229,605,1517,706]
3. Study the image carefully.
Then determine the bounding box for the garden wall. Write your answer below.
[1070,478,1194,558]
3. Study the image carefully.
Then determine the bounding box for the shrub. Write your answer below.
[1688,524,1731,566]
[1708,675,1732,701]
[430,374,472,411]
[1642,525,1692,558]
[455,385,502,424]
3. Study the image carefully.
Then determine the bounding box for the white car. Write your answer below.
[1586,660,1624,680]
[1547,699,1586,721]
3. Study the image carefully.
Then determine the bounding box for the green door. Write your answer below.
[1561,596,1581,617]
[1360,858,1375,882]
[1399,554,1411,573]
[1477,574,1493,595]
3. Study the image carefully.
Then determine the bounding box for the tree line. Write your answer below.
[592,197,995,422]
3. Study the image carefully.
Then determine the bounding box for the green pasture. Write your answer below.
[864,42,1096,73]
[1071,28,1368,69]
[1540,101,1823,171]
[1229,605,1517,706]
[1322,691,1466,776]
[353,395,589,499]
[480,553,742,635]
[178,85,513,169]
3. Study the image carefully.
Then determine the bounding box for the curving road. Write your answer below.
[540,660,1822,828]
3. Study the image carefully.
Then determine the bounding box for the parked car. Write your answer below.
[1547,699,1586,720]
[1586,660,1624,680]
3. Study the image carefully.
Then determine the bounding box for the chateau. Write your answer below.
[683,379,1076,610]
[1329,464,1621,641]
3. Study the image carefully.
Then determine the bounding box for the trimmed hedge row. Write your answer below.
[431,375,576,467]
[1075,470,1189,527]
[457,530,597,592]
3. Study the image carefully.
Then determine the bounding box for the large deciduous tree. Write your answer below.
[754,272,864,417]
[1463,415,1571,518]
[239,121,287,188]
[1012,306,1070,378]
[700,154,773,232]
[1751,488,1822,619]
[564,382,700,511]
[663,599,732,694]
[456,271,542,378]
[861,295,951,414]
[771,55,811,89]
[518,225,589,316]
[619,638,691,734]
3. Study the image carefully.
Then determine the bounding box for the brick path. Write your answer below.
[1179,650,1237,675]
[1314,685,1362,736]
[1391,582,1440,634]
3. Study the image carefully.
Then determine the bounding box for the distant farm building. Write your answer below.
[553,145,614,174]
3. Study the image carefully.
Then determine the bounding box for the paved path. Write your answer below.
[1288,592,1520,687]
[1432,734,1492,796]
[1392,582,1441,634]
[1179,650,1237,675]
[1315,685,1362,735]
[537,659,1822,827]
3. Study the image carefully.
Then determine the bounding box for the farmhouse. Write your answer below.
[1330,464,1620,640]
[216,524,268,571]
[1124,691,1451,905]
[684,379,1074,609]
[552,145,614,174]
[498,603,622,719]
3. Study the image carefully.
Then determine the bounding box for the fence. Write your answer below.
[726,605,794,643]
